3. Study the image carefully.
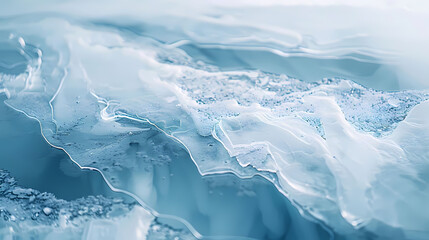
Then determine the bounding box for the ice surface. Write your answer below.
[0,170,197,240]
[1,1,429,239]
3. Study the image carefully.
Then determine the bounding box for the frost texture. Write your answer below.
[1,1,429,239]
[0,170,195,240]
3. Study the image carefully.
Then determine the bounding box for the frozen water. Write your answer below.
[1,1,429,239]
[0,170,196,240]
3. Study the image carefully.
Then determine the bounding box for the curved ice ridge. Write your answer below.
[1,98,206,240]
[1,5,429,239]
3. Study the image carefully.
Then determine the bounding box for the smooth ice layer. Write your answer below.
[1,1,429,239]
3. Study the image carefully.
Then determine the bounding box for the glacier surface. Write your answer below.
[0,0,429,239]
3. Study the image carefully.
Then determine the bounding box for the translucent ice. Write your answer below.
[1,1,429,239]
